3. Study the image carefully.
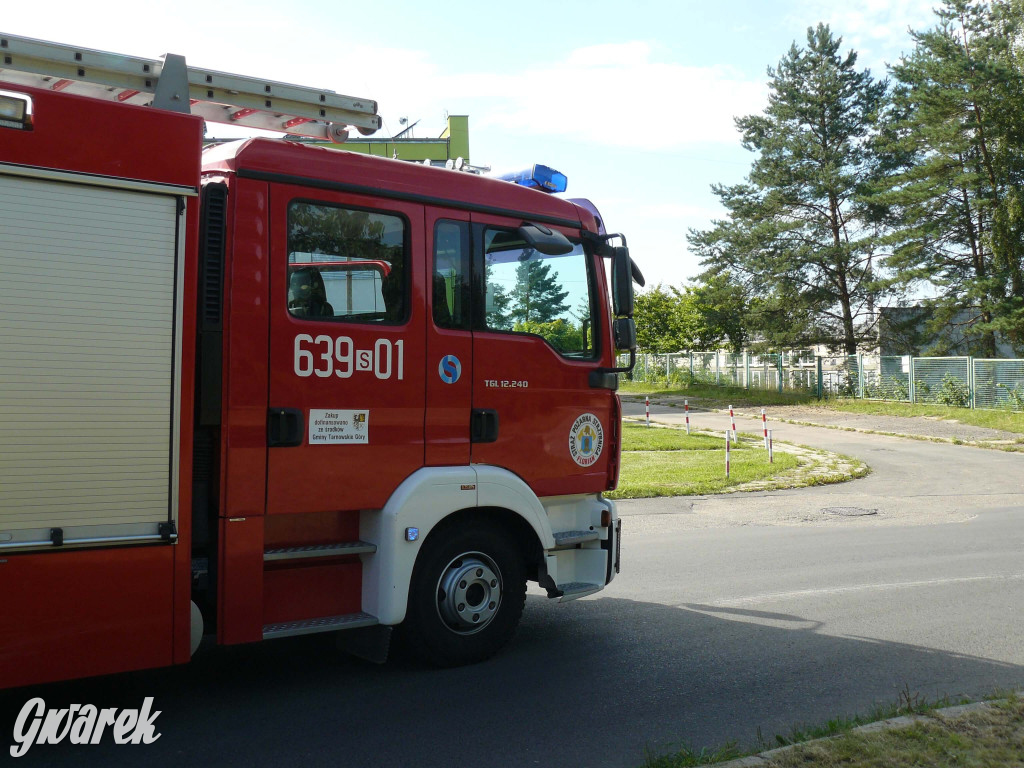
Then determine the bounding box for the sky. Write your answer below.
[4,0,941,288]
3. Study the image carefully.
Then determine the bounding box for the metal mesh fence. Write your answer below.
[622,350,1023,410]
[875,356,912,401]
[832,356,861,397]
[912,357,971,406]
[691,352,717,385]
[973,359,1024,410]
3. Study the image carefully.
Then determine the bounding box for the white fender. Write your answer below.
[360,465,554,625]
[472,465,555,549]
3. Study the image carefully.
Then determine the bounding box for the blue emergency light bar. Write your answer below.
[496,164,567,193]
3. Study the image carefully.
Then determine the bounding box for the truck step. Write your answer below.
[556,582,602,602]
[262,612,378,640]
[263,541,377,562]
[552,530,600,546]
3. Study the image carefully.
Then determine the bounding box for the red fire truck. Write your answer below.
[0,34,641,689]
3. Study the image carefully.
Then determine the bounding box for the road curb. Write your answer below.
[714,698,1011,767]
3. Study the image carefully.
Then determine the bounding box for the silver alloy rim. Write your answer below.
[435,551,502,635]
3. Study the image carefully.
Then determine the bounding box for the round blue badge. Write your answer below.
[438,355,462,384]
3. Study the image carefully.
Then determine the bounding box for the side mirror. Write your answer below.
[518,223,573,256]
[611,246,634,317]
[613,317,637,352]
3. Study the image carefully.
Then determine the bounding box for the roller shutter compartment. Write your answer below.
[0,173,181,551]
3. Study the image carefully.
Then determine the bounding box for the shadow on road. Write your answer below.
[2,594,1021,768]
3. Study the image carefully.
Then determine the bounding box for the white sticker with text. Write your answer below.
[309,409,369,444]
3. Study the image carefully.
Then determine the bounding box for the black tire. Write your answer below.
[404,521,526,666]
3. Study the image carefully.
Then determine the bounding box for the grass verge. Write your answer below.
[619,380,819,408]
[643,688,1017,767]
[606,424,863,499]
[621,381,1024,435]
[611,448,801,498]
[820,398,1024,435]
[621,424,751,452]
[763,693,1024,768]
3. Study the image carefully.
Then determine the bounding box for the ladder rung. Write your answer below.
[264,541,376,562]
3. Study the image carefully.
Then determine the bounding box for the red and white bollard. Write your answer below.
[645,395,650,427]
[684,399,690,434]
[762,408,768,449]
[725,430,731,477]
[729,405,736,443]
[768,429,774,463]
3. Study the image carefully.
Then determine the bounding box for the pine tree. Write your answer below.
[689,24,889,354]
[879,0,1024,355]
[509,255,570,324]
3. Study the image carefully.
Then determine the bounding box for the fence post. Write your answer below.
[689,352,694,384]
[969,356,975,409]
[744,351,750,389]
[857,352,864,399]
[777,353,783,394]
[715,352,720,385]
[817,356,823,399]
[909,357,916,404]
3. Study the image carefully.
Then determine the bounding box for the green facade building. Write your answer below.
[324,115,469,164]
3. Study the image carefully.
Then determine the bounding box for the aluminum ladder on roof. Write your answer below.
[0,32,380,141]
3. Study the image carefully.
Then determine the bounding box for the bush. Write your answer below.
[997,383,1024,411]
[886,376,910,401]
[936,372,970,407]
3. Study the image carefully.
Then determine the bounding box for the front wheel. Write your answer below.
[404,522,526,666]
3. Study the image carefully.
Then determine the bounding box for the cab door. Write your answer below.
[469,214,613,497]
[266,186,426,514]
[425,209,473,466]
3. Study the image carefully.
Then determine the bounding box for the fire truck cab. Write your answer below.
[0,35,640,689]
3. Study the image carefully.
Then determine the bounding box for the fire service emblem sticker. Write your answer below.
[568,413,604,467]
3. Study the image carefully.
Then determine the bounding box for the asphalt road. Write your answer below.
[2,404,1023,767]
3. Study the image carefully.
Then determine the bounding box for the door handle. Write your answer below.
[267,408,304,447]
[470,409,499,444]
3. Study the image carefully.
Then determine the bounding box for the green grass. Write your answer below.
[766,695,1024,768]
[642,688,991,767]
[622,381,1024,435]
[622,424,751,451]
[619,379,819,408]
[821,398,1024,434]
[643,743,744,767]
[611,448,800,498]
[610,425,799,498]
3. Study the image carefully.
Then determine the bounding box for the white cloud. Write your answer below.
[362,42,769,150]
[3,7,767,150]
[789,0,938,70]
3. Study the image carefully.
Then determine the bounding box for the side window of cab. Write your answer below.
[287,201,408,323]
[433,220,471,329]
[481,228,597,358]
